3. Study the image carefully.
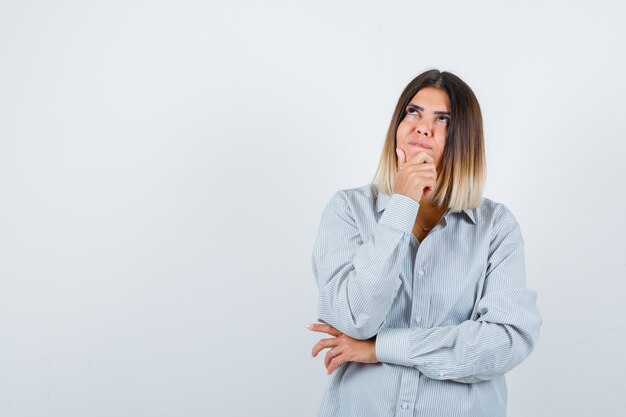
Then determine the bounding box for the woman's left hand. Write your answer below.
[308,323,379,374]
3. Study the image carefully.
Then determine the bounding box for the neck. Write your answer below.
[418,196,445,214]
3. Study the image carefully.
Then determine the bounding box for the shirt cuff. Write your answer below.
[378,194,420,236]
[375,327,415,367]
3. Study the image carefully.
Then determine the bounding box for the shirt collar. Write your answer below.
[375,190,477,224]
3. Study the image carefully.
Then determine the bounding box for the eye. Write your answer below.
[438,116,450,124]
[405,106,419,116]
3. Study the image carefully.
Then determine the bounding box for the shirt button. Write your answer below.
[418,269,425,276]
[439,371,445,377]
[414,316,422,324]
[401,402,409,409]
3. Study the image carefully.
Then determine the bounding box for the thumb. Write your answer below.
[395,148,406,167]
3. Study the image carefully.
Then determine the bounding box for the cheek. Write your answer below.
[433,136,445,149]
[396,125,408,140]
[433,136,446,162]
[433,129,447,147]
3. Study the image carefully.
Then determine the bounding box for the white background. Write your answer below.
[1,1,625,416]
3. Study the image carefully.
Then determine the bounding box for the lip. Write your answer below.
[409,141,431,149]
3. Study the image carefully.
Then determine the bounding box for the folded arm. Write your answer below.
[312,191,418,340]
[375,205,542,383]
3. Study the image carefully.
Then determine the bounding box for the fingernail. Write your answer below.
[306,324,314,329]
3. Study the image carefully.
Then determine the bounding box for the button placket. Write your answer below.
[413,266,427,327]
[396,367,419,415]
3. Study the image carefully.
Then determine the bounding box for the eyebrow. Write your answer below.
[408,103,450,116]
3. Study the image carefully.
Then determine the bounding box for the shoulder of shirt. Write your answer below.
[329,184,520,228]
[329,183,377,208]
[478,196,522,233]
[337,183,377,198]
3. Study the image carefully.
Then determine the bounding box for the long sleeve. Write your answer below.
[312,190,419,340]
[375,204,542,383]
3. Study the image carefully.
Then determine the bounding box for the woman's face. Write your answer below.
[396,87,451,167]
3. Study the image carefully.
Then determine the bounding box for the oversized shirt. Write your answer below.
[311,183,542,417]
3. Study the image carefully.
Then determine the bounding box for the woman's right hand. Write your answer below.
[395,148,437,203]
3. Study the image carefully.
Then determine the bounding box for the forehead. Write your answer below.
[410,87,450,112]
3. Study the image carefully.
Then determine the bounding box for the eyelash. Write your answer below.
[405,106,450,124]
[406,107,418,116]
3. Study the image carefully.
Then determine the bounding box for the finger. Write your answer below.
[406,150,435,165]
[406,162,436,172]
[395,148,406,168]
[327,354,347,375]
[323,345,344,368]
[324,349,335,369]
[307,323,342,337]
[312,338,337,357]
[406,170,436,192]
[423,178,437,198]
[311,338,338,357]
[403,166,437,180]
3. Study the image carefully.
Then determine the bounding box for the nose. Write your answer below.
[415,119,433,137]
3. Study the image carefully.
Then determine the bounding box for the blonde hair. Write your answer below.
[371,69,486,212]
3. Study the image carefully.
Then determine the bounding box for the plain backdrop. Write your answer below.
[1,1,625,416]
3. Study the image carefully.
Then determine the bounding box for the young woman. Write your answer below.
[308,69,542,417]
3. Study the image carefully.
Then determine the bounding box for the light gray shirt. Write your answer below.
[311,183,542,417]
